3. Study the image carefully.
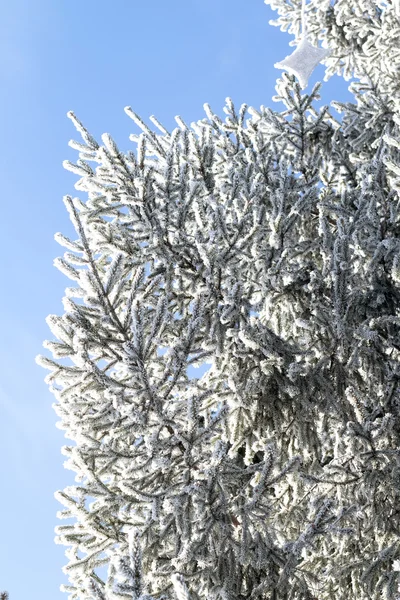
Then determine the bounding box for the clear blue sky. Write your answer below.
[0,1,353,598]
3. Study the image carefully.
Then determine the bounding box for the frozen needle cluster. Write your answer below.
[37,1,400,599]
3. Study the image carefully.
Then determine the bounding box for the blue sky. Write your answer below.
[0,1,353,598]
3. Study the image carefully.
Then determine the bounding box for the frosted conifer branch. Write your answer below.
[38,6,400,598]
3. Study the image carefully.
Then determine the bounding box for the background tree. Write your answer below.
[37,0,400,598]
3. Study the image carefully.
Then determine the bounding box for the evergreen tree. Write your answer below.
[37,1,400,598]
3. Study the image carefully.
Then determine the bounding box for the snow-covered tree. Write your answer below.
[37,1,400,599]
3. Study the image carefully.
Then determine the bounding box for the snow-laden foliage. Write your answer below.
[266,0,400,87]
[37,1,400,599]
